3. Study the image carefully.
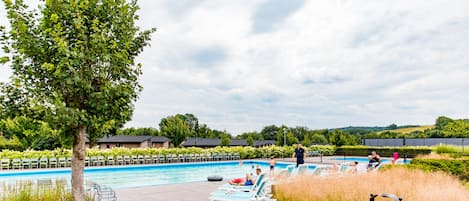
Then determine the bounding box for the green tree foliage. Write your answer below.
[310,133,328,145]
[220,135,231,146]
[0,116,61,150]
[260,125,279,140]
[436,116,454,130]
[176,113,199,134]
[0,0,155,200]
[301,133,312,146]
[443,120,469,138]
[246,135,254,146]
[159,115,192,147]
[117,127,159,136]
[328,129,357,146]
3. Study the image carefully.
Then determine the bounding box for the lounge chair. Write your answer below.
[39,157,48,168]
[297,164,310,175]
[131,155,139,165]
[97,156,105,166]
[30,158,39,168]
[22,158,31,169]
[84,157,90,166]
[66,157,72,167]
[217,173,267,193]
[107,156,115,165]
[233,153,240,160]
[49,157,58,168]
[158,154,165,163]
[58,157,67,167]
[144,155,152,164]
[90,183,117,201]
[116,156,124,165]
[209,180,272,201]
[123,155,131,165]
[151,155,159,163]
[0,158,10,170]
[178,154,185,163]
[90,156,98,166]
[370,193,403,201]
[12,158,21,169]
[137,155,145,164]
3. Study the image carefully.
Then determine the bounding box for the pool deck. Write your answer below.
[115,181,224,201]
[112,156,401,201]
[112,157,349,201]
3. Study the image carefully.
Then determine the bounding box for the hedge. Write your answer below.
[409,157,469,180]
[335,146,432,158]
[0,145,337,160]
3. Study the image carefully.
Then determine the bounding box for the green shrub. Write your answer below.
[410,157,469,180]
[309,145,336,155]
[335,146,432,158]
[0,136,24,151]
[433,145,469,157]
[0,145,334,160]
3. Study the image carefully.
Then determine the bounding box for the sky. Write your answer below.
[1,0,469,134]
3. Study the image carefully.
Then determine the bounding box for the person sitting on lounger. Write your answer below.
[347,161,359,174]
[367,151,381,171]
[229,173,254,186]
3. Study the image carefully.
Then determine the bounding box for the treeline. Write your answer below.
[364,116,469,139]
[0,111,468,151]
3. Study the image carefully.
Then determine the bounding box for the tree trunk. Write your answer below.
[72,126,86,201]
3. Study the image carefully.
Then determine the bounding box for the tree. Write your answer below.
[221,135,231,146]
[301,133,312,146]
[311,134,328,144]
[0,116,61,150]
[436,116,454,130]
[0,1,155,200]
[260,125,279,140]
[159,115,192,147]
[246,135,254,146]
[442,120,469,138]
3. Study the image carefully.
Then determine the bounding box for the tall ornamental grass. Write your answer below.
[1,179,93,201]
[274,167,469,201]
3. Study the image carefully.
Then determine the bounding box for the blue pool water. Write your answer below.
[0,160,307,189]
[333,157,411,164]
[333,157,390,163]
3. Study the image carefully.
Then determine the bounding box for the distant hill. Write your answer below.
[334,125,426,133]
[378,125,435,134]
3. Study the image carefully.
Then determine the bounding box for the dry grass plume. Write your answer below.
[274,167,469,201]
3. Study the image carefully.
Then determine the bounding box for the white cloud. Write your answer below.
[1,0,469,134]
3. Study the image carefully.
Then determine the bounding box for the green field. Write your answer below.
[379,125,435,134]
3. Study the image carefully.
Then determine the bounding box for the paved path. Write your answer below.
[115,181,224,201]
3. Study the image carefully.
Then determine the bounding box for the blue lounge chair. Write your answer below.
[216,173,266,193]
[209,180,271,201]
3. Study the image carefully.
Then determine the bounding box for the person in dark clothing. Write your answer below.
[292,143,306,167]
[367,151,381,171]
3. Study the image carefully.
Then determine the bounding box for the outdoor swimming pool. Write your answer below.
[333,157,411,164]
[0,160,307,189]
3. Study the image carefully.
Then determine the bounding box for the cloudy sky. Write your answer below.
[1,0,469,134]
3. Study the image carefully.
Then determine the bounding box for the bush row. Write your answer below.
[0,137,24,151]
[409,157,469,180]
[335,146,432,158]
[0,145,337,160]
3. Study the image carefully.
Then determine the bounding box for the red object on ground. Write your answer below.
[230,178,244,184]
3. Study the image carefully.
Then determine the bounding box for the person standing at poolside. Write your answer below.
[269,157,276,175]
[292,143,305,168]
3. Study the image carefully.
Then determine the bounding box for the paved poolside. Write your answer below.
[115,181,224,201]
[113,157,382,201]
